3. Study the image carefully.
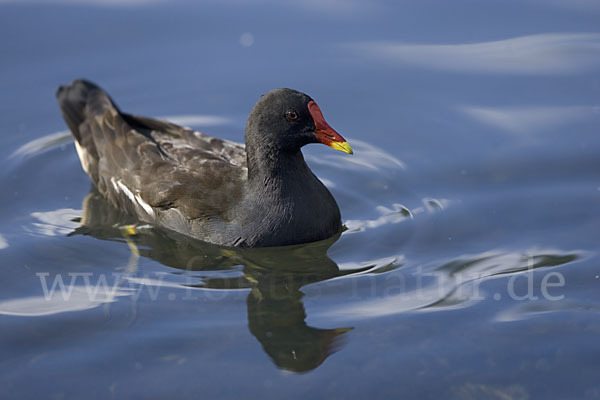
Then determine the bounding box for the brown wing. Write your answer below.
[67,103,244,225]
[58,79,247,233]
[119,113,247,220]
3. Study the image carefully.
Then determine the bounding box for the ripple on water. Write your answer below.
[311,248,585,321]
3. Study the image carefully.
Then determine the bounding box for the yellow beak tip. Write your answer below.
[329,141,353,155]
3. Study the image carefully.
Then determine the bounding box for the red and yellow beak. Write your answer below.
[308,100,353,154]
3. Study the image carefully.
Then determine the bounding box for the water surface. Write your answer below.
[1,1,600,398]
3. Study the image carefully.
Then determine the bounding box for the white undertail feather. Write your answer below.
[74,141,91,174]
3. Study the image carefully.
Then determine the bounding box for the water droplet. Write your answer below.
[240,32,254,47]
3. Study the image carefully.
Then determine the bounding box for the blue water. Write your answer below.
[1,1,600,398]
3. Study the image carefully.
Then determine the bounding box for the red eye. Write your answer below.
[286,111,299,121]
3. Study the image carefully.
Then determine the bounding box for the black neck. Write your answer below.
[246,142,311,187]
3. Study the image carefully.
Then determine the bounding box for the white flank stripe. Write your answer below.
[135,194,154,216]
[116,180,136,204]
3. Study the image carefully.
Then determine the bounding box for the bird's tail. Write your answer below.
[56,79,119,143]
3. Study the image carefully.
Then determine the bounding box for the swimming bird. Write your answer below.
[56,79,352,247]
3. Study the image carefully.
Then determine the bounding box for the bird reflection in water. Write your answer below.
[71,187,365,373]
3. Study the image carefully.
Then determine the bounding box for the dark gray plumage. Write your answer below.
[56,79,352,247]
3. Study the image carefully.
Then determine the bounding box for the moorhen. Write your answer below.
[56,79,352,247]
